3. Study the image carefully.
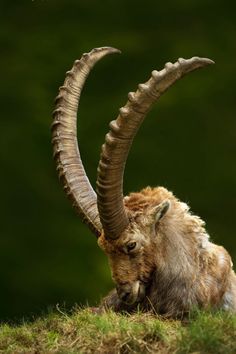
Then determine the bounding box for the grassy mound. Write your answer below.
[0,308,235,353]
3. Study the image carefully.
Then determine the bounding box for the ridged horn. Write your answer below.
[52,47,120,237]
[97,56,214,239]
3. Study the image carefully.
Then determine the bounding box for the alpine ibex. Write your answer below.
[52,47,236,317]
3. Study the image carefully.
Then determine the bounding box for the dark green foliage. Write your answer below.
[0,0,236,320]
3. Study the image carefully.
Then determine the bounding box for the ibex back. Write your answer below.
[52,47,236,317]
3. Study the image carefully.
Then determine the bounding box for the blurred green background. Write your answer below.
[1,0,236,321]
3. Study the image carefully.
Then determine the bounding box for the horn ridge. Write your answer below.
[52,47,120,237]
[97,56,214,239]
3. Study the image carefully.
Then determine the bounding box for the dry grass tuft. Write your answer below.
[0,308,235,353]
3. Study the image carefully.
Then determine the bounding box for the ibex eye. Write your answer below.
[127,242,137,252]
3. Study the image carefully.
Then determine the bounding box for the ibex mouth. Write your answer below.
[118,281,146,305]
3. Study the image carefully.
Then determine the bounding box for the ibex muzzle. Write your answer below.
[52,47,236,317]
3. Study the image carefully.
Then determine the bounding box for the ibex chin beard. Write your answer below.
[52,46,236,317]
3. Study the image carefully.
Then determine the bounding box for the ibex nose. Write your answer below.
[117,281,144,305]
[119,290,132,303]
[116,284,132,303]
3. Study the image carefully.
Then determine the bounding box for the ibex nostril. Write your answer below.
[120,291,131,302]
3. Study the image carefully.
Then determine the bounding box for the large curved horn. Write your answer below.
[97,56,214,239]
[52,47,120,237]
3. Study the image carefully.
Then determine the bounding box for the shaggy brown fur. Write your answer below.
[98,187,236,317]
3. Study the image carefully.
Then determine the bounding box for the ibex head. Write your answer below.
[98,190,172,305]
[52,47,216,308]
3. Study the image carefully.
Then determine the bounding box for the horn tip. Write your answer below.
[206,58,215,65]
[106,46,122,55]
[195,57,215,66]
[177,56,215,74]
[93,46,121,55]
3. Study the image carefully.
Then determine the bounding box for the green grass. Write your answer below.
[0,308,235,353]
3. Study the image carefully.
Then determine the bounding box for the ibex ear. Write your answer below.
[149,200,170,224]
